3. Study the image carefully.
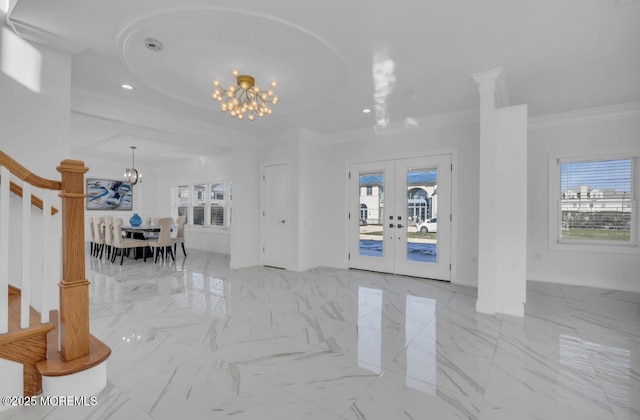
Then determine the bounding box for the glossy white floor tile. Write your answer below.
[2,249,638,420]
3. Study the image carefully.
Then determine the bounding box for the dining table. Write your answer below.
[121,224,161,259]
[121,224,161,237]
[120,224,177,260]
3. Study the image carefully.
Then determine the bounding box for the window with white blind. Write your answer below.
[174,181,231,227]
[552,156,637,251]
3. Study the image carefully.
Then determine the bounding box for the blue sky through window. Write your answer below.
[561,159,632,192]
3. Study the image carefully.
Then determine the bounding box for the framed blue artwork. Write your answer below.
[86,178,133,210]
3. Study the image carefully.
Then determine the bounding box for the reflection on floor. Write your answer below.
[359,239,437,262]
[3,249,638,419]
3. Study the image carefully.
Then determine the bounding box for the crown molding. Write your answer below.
[528,102,640,130]
[323,109,479,145]
[5,17,86,55]
[470,67,510,108]
[321,102,640,145]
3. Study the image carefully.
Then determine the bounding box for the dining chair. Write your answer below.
[92,216,105,258]
[103,216,114,260]
[111,218,149,264]
[147,217,174,262]
[144,217,160,240]
[87,217,95,256]
[172,216,187,257]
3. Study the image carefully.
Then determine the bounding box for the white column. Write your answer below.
[471,68,502,315]
[494,105,527,316]
[471,67,527,317]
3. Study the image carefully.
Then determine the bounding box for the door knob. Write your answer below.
[280,220,286,224]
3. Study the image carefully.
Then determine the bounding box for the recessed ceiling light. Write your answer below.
[120,84,134,90]
[361,108,372,114]
[144,38,163,52]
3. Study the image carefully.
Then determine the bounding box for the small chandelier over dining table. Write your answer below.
[212,70,279,121]
[124,146,141,185]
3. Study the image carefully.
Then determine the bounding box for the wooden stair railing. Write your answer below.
[0,150,110,395]
[0,175,59,215]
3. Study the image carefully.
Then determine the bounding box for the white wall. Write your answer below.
[0,17,71,177]
[231,145,259,267]
[527,113,640,293]
[298,130,323,271]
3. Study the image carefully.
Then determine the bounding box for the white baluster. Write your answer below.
[40,188,51,324]
[21,182,31,329]
[0,166,9,334]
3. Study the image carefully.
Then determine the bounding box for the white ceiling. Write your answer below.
[8,0,640,163]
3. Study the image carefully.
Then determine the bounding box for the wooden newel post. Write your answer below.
[56,159,90,361]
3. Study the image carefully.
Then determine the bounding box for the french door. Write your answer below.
[349,155,451,280]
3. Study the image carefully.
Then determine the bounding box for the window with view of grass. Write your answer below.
[559,157,636,244]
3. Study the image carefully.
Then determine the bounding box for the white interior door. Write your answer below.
[262,163,288,269]
[349,155,452,280]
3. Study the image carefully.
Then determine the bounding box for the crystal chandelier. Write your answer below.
[212,70,279,121]
[123,146,141,185]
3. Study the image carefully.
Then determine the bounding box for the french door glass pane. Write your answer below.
[406,168,437,263]
[359,171,384,257]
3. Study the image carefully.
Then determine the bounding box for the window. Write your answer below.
[210,205,224,226]
[193,184,206,225]
[211,182,225,201]
[553,156,637,251]
[366,186,373,196]
[174,181,232,227]
[177,186,189,218]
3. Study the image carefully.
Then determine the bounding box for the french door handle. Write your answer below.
[397,224,404,228]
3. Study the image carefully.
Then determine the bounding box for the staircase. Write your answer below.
[0,151,110,401]
[0,286,53,395]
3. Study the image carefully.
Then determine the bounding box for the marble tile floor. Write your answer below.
[2,250,639,419]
